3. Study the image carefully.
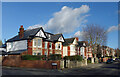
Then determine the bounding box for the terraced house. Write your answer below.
[6,25,89,58]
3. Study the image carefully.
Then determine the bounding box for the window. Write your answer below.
[48,35,51,39]
[50,52,52,55]
[58,44,60,48]
[58,43,61,50]
[55,43,58,49]
[33,39,37,47]
[33,52,36,55]
[49,43,52,49]
[45,51,48,55]
[45,42,47,49]
[70,45,75,51]
[38,53,41,55]
[11,42,13,48]
[83,43,86,46]
[38,39,42,47]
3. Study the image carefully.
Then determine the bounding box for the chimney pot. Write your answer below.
[21,25,23,28]
[19,25,24,39]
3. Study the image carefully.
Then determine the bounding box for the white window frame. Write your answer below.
[33,39,37,47]
[45,42,48,49]
[70,45,75,51]
[38,39,42,48]
[55,43,58,50]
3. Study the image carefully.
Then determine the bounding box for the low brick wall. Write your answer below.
[2,55,60,69]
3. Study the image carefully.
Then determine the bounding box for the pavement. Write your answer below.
[2,62,120,75]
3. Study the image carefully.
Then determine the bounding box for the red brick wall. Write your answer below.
[52,43,55,54]
[48,42,50,56]
[84,47,87,57]
[27,40,32,55]
[61,45,63,58]
[68,46,70,56]
[2,55,60,69]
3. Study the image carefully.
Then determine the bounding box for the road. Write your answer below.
[2,62,120,75]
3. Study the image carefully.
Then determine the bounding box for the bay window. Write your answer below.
[33,39,37,47]
[33,39,42,47]
[45,42,47,49]
[38,39,42,47]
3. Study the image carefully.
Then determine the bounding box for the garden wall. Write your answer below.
[2,55,60,69]
[65,60,87,68]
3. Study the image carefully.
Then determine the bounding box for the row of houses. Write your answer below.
[1,25,116,59]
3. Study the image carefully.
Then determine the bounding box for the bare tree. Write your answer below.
[0,40,2,46]
[81,24,107,58]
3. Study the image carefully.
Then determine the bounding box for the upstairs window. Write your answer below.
[48,35,51,39]
[38,39,42,47]
[70,45,75,51]
[58,43,61,50]
[33,39,37,47]
[45,42,48,49]
[49,43,52,49]
[58,44,60,48]
[33,39,42,47]
[55,43,58,49]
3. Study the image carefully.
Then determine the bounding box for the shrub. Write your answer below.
[21,55,46,60]
[49,54,62,60]
[87,59,91,63]
[64,55,83,61]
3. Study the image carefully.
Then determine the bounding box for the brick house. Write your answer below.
[63,38,90,59]
[6,25,65,57]
[6,25,91,59]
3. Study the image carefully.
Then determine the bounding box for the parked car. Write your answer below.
[114,58,120,62]
[106,59,114,64]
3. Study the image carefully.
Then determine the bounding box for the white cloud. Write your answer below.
[27,24,44,30]
[74,30,86,39]
[27,5,90,34]
[107,24,120,33]
[46,5,90,34]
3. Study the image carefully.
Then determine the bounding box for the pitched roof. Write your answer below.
[77,41,88,47]
[63,38,75,46]
[51,33,63,41]
[7,27,42,42]
[7,26,65,43]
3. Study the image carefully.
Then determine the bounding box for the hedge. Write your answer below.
[64,55,83,61]
[21,55,46,60]
[48,54,62,60]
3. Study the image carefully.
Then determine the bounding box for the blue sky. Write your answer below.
[2,2,119,49]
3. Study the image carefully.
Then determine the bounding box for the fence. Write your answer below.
[61,59,87,69]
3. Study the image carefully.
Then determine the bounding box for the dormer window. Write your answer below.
[48,34,51,39]
[83,43,86,46]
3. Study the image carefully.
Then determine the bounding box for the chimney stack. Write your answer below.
[75,37,79,41]
[19,25,24,39]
